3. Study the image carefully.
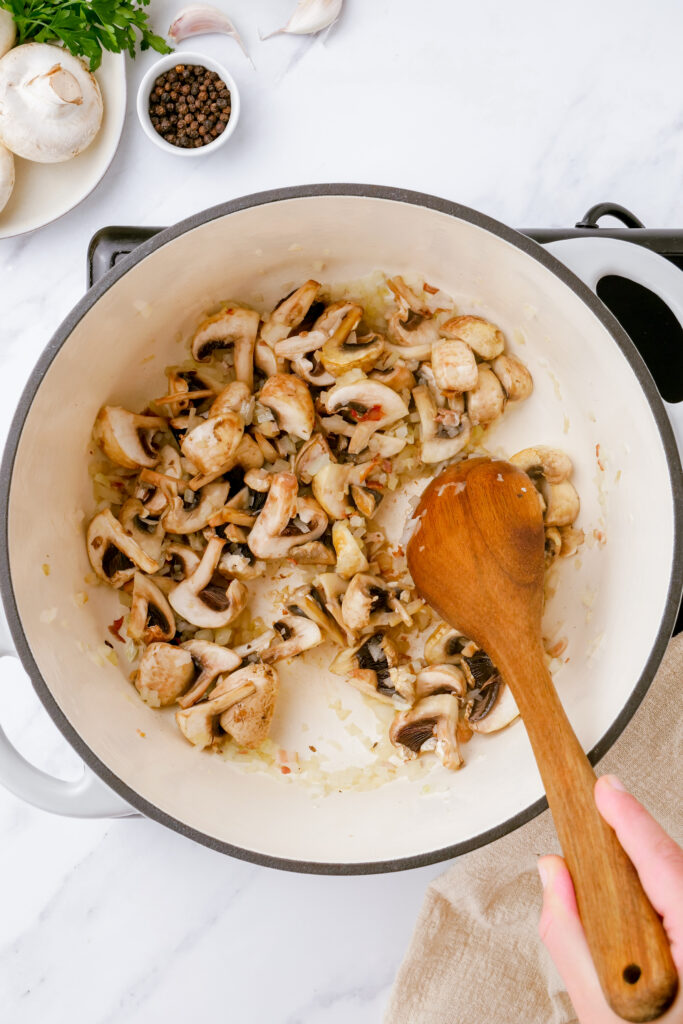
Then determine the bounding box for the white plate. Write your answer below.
[0,51,126,239]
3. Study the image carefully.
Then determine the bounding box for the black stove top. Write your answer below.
[88,202,683,634]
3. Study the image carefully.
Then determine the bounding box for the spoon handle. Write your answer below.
[502,643,678,1022]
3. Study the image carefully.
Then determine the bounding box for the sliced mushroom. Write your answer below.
[544,526,562,566]
[431,339,478,394]
[322,379,408,455]
[254,336,285,377]
[218,534,266,579]
[246,473,327,559]
[340,573,409,633]
[191,305,260,388]
[87,509,159,587]
[119,499,164,565]
[509,446,573,484]
[181,410,244,476]
[128,572,176,644]
[559,525,584,557]
[139,445,182,514]
[155,366,223,413]
[288,540,335,565]
[169,537,248,628]
[175,674,260,749]
[177,639,242,708]
[350,484,376,518]
[165,542,201,580]
[135,643,194,708]
[390,694,462,770]
[294,433,332,483]
[94,406,166,469]
[209,381,254,422]
[311,459,378,519]
[162,481,229,534]
[330,632,407,703]
[543,479,580,527]
[320,323,384,377]
[469,682,519,734]
[466,365,506,426]
[440,315,505,360]
[215,662,279,749]
[259,374,315,441]
[286,583,347,646]
[424,623,465,664]
[290,351,336,387]
[415,663,467,700]
[315,572,353,641]
[260,280,321,346]
[387,276,441,350]
[261,615,323,662]
[370,364,416,394]
[413,384,471,463]
[491,353,533,401]
[332,521,369,579]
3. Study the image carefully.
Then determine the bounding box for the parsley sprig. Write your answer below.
[0,0,173,70]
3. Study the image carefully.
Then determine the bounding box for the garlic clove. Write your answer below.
[262,0,343,39]
[168,5,252,64]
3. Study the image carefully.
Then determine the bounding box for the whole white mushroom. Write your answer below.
[0,10,15,59]
[0,140,13,212]
[0,42,103,162]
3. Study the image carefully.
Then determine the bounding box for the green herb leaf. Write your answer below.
[0,0,172,70]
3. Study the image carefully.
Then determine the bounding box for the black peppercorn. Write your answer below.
[148,63,231,149]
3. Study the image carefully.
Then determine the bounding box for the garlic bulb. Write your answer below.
[168,5,251,63]
[263,0,343,39]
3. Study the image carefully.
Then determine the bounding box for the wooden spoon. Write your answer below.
[406,456,677,1022]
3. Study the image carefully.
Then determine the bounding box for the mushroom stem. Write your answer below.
[27,65,83,107]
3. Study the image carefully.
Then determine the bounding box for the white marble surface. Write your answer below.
[1,1,683,1020]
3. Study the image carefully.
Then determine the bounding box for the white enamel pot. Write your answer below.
[1,186,681,873]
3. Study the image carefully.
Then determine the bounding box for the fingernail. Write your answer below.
[538,860,549,889]
[601,774,627,792]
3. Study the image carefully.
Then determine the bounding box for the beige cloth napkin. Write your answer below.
[385,633,683,1024]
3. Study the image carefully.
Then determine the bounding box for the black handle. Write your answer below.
[576,203,645,230]
[87,226,165,288]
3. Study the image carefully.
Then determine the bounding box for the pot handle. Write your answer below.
[0,613,134,817]
[544,237,683,456]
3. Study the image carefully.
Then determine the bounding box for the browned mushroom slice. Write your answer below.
[246,473,327,559]
[294,433,333,484]
[128,572,176,644]
[386,276,441,351]
[287,583,347,646]
[261,615,323,663]
[119,498,164,565]
[332,521,368,579]
[370,364,416,394]
[175,676,259,748]
[94,407,167,470]
[177,639,242,708]
[135,642,195,707]
[191,305,260,389]
[259,374,315,442]
[412,384,471,464]
[440,315,505,360]
[137,445,182,514]
[260,280,322,346]
[87,509,159,587]
[431,339,478,394]
[154,367,222,411]
[288,540,336,565]
[423,623,466,664]
[181,410,244,476]
[162,481,229,534]
[466,365,506,426]
[215,662,279,748]
[169,537,248,629]
[330,633,409,703]
[415,663,467,700]
[322,379,408,455]
[310,458,380,519]
[390,694,463,769]
[491,353,533,402]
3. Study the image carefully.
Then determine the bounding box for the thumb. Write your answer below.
[538,855,619,1024]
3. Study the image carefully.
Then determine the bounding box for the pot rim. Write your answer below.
[1,183,681,874]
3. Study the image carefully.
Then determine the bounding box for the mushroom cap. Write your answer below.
[0,10,16,60]
[469,682,519,734]
[162,481,229,534]
[322,379,409,454]
[293,433,332,484]
[181,410,244,475]
[431,339,478,394]
[390,694,463,770]
[86,508,159,587]
[190,305,259,387]
[177,638,242,708]
[466,365,506,426]
[415,663,466,700]
[128,572,176,644]
[259,374,315,441]
[260,280,321,346]
[169,537,249,629]
[440,315,505,360]
[261,614,323,662]
[0,141,14,213]
[94,406,166,470]
[215,662,279,748]
[0,44,103,162]
[135,643,194,708]
[510,446,573,484]
[491,353,533,401]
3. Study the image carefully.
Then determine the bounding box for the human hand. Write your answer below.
[538,774,683,1023]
